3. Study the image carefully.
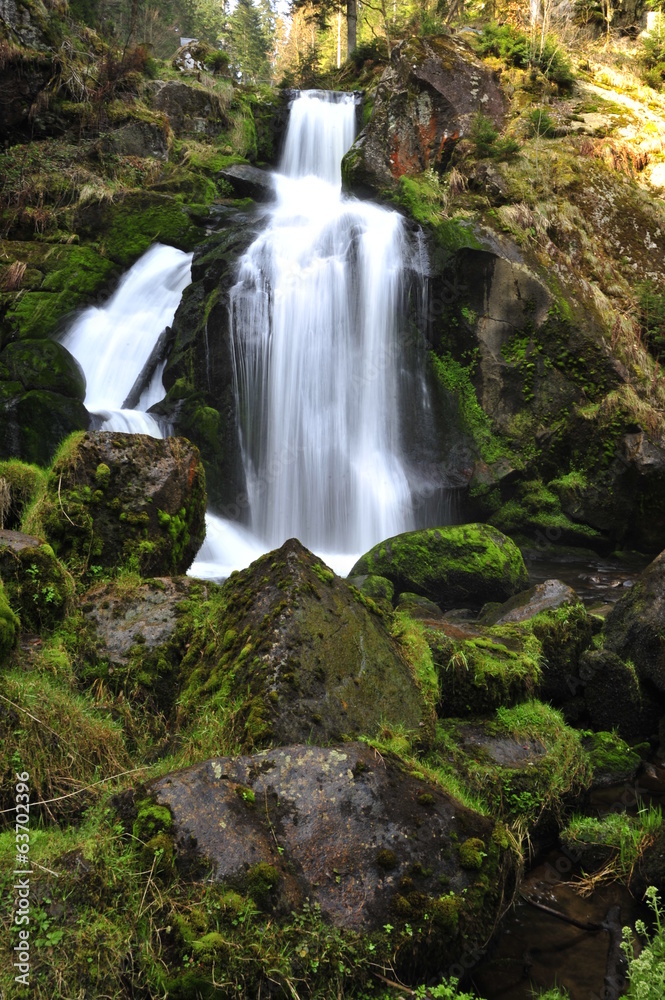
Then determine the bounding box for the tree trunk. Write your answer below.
[347,0,357,55]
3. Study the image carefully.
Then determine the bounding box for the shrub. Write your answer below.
[205,49,230,75]
[469,112,520,160]
[476,23,573,89]
[527,107,556,137]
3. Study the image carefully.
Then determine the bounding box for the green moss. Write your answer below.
[391,611,439,712]
[583,730,642,784]
[133,801,173,843]
[0,581,18,662]
[350,523,528,610]
[490,477,603,547]
[0,459,46,529]
[458,837,486,870]
[0,539,75,632]
[245,861,279,906]
[376,848,398,870]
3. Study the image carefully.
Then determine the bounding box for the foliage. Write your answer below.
[562,804,663,886]
[637,280,665,359]
[526,107,556,138]
[475,23,574,88]
[621,887,665,999]
[469,112,520,160]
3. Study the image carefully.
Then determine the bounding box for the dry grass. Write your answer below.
[0,260,26,291]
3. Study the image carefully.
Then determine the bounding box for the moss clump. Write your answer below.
[0,581,18,662]
[489,478,603,549]
[376,848,398,870]
[458,837,486,870]
[0,459,47,529]
[0,539,75,632]
[133,801,173,842]
[583,730,642,785]
[245,862,280,907]
[350,523,528,611]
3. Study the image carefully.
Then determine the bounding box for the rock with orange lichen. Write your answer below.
[342,33,505,197]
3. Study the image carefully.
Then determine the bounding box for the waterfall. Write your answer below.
[209,89,427,573]
[61,243,192,436]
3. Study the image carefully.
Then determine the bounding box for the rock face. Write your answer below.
[604,550,665,697]
[349,523,529,609]
[148,81,228,138]
[37,432,206,575]
[0,529,74,632]
[157,211,261,508]
[100,120,169,160]
[178,538,433,748]
[342,34,505,195]
[148,742,509,958]
[218,163,274,200]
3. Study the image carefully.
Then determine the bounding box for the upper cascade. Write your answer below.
[279,89,357,187]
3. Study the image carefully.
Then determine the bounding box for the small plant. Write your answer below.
[469,112,520,161]
[527,108,556,138]
[621,886,665,998]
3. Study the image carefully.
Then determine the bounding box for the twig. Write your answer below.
[57,474,76,526]
[519,891,602,931]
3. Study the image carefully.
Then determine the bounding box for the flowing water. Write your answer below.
[61,243,192,436]
[193,90,430,576]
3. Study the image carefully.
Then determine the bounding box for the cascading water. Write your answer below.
[194,90,429,577]
[61,243,192,436]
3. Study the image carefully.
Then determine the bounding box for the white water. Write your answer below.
[61,243,192,436]
[190,90,426,578]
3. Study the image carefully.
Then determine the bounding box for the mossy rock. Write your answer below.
[28,431,206,575]
[575,648,661,742]
[0,579,18,661]
[429,701,592,833]
[0,239,118,340]
[349,523,529,611]
[0,386,90,467]
[489,478,606,551]
[582,730,642,788]
[347,573,394,612]
[604,549,665,696]
[429,618,541,716]
[0,338,85,397]
[0,531,74,632]
[178,538,434,749]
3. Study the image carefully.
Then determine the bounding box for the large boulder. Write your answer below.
[144,741,513,975]
[342,33,505,196]
[604,550,665,697]
[148,80,228,139]
[32,431,206,575]
[349,523,528,610]
[217,163,274,200]
[178,538,433,748]
[0,529,74,632]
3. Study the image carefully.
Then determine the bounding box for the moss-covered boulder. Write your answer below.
[575,649,662,742]
[147,742,516,977]
[0,578,18,661]
[179,538,433,748]
[583,730,642,788]
[347,573,395,612]
[603,549,665,697]
[349,523,528,610]
[148,80,229,139]
[430,701,592,834]
[28,431,206,575]
[342,34,505,196]
[480,578,580,625]
[0,529,74,632]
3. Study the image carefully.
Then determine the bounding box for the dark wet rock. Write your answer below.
[0,338,85,399]
[148,80,228,138]
[100,120,169,160]
[396,592,445,622]
[218,163,274,200]
[147,741,513,967]
[342,34,505,196]
[157,214,261,508]
[35,431,206,575]
[604,550,665,697]
[178,538,434,748]
[574,649,661,742]
[480,579,579,626]
[0,530,74,631]
[349,523,528,610]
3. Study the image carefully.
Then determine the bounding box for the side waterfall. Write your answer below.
[61,243,192,435]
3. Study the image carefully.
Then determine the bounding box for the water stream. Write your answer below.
[60,242,193,436]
